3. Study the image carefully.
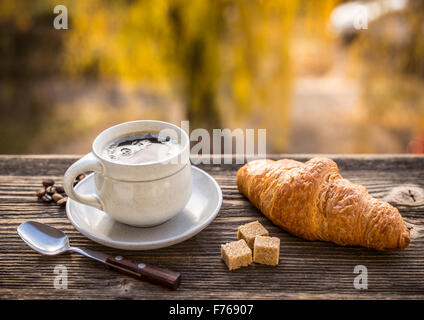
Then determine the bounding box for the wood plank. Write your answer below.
[0,155,423,299]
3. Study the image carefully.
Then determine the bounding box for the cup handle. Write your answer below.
[63,153,104,211]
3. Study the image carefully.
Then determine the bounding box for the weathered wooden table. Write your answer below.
[0,155,423,299]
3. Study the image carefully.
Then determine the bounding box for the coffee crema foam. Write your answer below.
[102,131,182,164]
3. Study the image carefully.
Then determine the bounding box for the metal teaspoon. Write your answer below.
[17,221,181,289]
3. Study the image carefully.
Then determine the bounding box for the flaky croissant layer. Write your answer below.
[237,157,410,251]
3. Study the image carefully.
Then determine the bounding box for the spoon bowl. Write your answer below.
[18,221,70,255]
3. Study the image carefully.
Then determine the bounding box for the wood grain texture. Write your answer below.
[0,155,423,300]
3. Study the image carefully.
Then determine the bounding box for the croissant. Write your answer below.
[237,157,410,251]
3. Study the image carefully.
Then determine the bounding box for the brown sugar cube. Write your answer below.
[221,239,252,271]
[237,220,269,248]
[253,236,280,266]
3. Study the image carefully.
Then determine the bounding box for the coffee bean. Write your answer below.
[73,174,86,187]
[42,179,55,188]
[76,174,86,181]
[55,186,65,194]
[52,193,63,203]
[41,194,52,203]
[57,197,67,207]
[46,186,56,195]
[36,188,46,198]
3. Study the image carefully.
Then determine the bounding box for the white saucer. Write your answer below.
[66,166,222,250]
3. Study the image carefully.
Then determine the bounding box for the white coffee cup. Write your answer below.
[63,120,192,227]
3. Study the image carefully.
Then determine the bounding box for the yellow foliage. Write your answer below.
[0,0,340,153]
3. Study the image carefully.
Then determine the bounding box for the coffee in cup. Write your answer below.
[102,131,182,165]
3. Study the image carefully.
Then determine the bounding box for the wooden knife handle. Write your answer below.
[105,255,181,290]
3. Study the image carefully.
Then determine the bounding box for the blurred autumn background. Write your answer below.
[0,0,423,154]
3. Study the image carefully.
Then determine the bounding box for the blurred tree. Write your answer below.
[62,0,301,147]
[0,0,339,153]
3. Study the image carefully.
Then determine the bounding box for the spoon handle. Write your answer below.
[105,255,181,290]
